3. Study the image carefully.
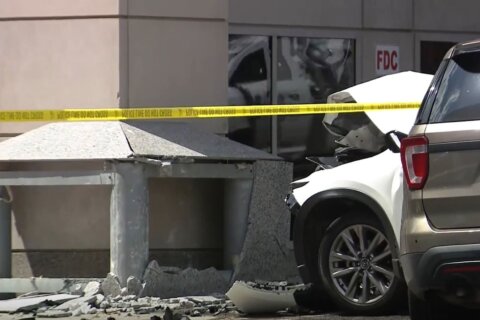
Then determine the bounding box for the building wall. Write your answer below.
[121,0,228,134]
[0,1,121,136]
[229,0,480,82]
[229,0,361,29]
[0,0,229,277]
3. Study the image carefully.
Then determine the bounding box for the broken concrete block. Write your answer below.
[188,296,223,305]
[83,281,101,297]
[121,287,128,296]
[74,303,93,315]
[0,294,79,313]
[127,276,144,296]
[99,300,110,309]
[116,301,131,309]
[130,300,151,310]
[192,310,201,317]
[54,295,96,311]
[68,283,84,295]
[122,294,137,301]
[180,300,195,309]
[136,306,156,314]
[37,310,72,318]
[142,261,230,298]
[102,273,122,297]
[233,161,298,282]
[95,294,105,307]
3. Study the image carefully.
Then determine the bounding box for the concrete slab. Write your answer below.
[142,261,230,298]
[233,161,298,282]
[0,122,131,161]
[0,294,79,313]
[0,121,279,162]
[121,121,279,161]
[0,278,66,294]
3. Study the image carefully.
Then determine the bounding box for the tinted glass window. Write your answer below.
[420,41,455,75]
[276,37,355,178]
[227,35,272,152]
[429,52,480,123]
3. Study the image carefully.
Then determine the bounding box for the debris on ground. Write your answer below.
[142,261,230,298]
[0,279,236,318]
[0,294,79,313]
[0,266,309,318]
[226,281,303,314]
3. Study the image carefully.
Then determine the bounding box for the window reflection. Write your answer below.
[277,37,355,178]
[227,35,356,178]
[228,35,272,152]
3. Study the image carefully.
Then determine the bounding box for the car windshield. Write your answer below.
[429,51,480,123]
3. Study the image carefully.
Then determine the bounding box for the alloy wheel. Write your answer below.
[326,224,394,305]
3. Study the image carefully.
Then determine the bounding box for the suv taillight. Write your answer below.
[401,136,429,190]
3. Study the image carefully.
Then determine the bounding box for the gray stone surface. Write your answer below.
[83,281,101,297]
[142,261,230,298]
[0,121,279,162]
[127,276,144,296]
[37,310,72,318]
[0,122,132,161]
[121,121,278,161]
[54,295,96,311]
[101,273,122,297]
[232,160,299,282]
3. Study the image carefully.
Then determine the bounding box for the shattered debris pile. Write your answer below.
[0,278,236,318]
[0,261,306,318]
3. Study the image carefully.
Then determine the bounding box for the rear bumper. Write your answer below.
[401,244,480,306]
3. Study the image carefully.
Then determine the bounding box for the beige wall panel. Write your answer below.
[10,161,110,250]
[149,179,223,249]
[229,0,361,28]
[127,18,228,133]
[363,0,412,30]
[10,165,224,251]
[361,31,414,82]
[125,0,227,20]
[415,0,480,32]
[0,19,120,135]
[0,0,120,18]
[11,185,111,250]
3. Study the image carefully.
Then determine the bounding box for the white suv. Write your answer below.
[287,72,433,314]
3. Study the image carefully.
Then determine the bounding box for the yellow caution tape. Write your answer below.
[0,102,420,122]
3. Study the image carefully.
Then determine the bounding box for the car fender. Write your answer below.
[291,151,405,282]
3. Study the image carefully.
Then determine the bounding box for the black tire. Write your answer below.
[317,212,405,315]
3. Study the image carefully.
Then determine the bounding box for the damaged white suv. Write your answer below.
[287,72,433,314]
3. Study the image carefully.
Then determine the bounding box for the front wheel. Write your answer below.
[318,213,405,314]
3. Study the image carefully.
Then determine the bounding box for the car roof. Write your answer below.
[446,39,480,58]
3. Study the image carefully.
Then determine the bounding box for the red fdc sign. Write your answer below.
[376,45,399,75]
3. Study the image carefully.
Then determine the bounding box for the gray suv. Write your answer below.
[401,40,480,319]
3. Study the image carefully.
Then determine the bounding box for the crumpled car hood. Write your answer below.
[325,71,433,149]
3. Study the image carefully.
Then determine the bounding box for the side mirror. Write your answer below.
[385,130,407,153]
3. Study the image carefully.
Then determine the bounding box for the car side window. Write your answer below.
[429,51,480,123]
[415,60,447,124]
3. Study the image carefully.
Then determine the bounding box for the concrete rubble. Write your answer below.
[0,275,237,318]
[0,262,306,318]
[141,261,230,299]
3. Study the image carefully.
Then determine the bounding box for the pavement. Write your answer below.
[0,311,410,320]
